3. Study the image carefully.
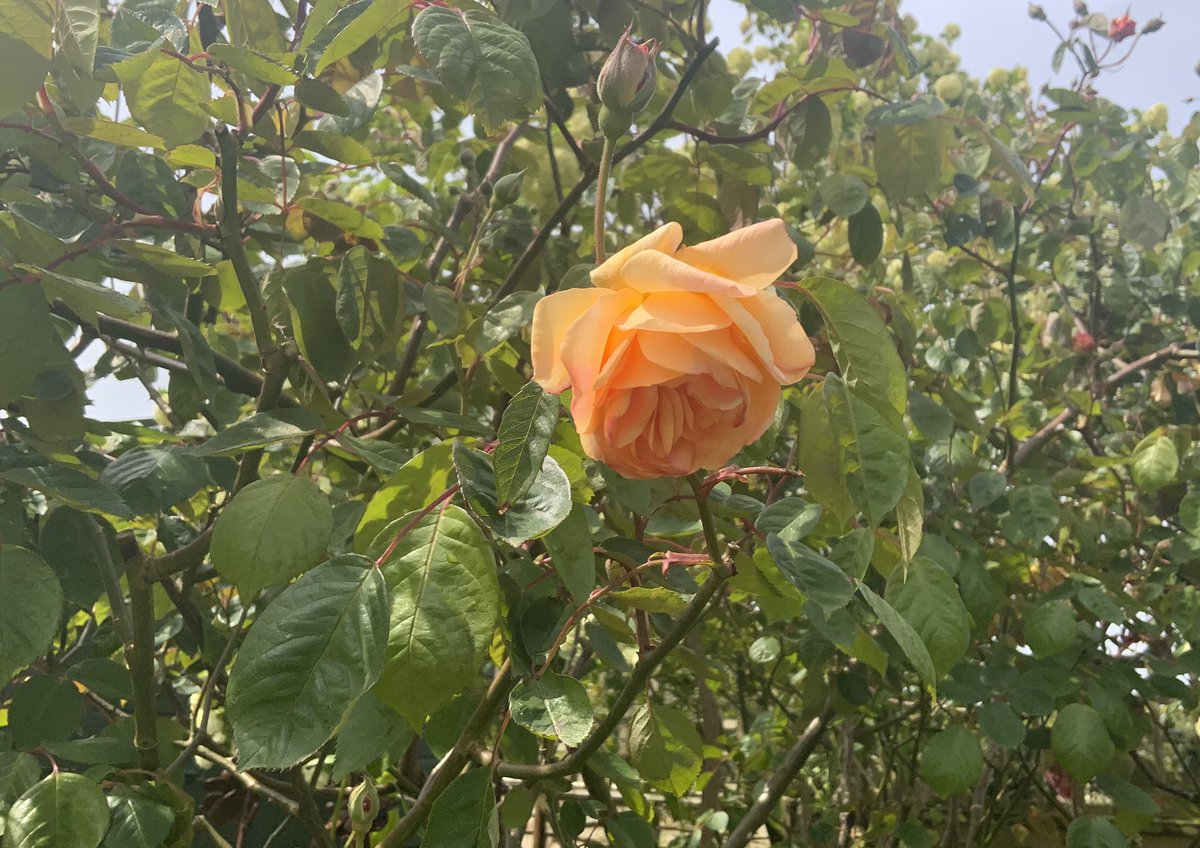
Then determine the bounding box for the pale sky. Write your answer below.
[86,0,1198,421]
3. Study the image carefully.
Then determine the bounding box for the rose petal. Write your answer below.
[531,288,608,393]
[715,291,814,384]
[620,249,759,297]
[561,289,642,429]
[673,218,798,290]
[617,291,732,333]
[591,222,683,290]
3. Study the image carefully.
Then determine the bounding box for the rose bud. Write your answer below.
[1141,16,1164,34]
[491,169,525,208]
[597,25,660,116]
[1073,0,1088,14]
[1028,3,1047,21]
[1108,15,1136,41]
[1073,331,1096,354]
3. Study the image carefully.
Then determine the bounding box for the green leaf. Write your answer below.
[1094,773,1159,816]
[858,582,937,688]
[0,0,53,117]
[884,556,970,678]
[412,5,541,131]
[1002,485,1059,545]
[110,240,215,277]
[190,409,326,457]
[295,129,373,165]
[209,475,334,598]
[606,811,656,848]
[0,753,39,829]
[896,462,924,562]
[1051,703,1115,781]
[208,43,298,84]
[628,703,704,797]
[0,546,63,684]
[9,675,84,750]
[919,727,983,796]
[296,197,384,240]
[314,0,409,74]
[866,96,945,127]
[355,440,458,552]
[494,382,559,506]
[1066,818,1127,848]
[610,587,691,615]
[538,505,595,606]
[875,120,946,200]
[123,52,211,148]
[819,175,870,217]
[979,702,1026,749]
[368,504,500,725]
[332,692,414,781]
[794,278,907,424]
[99,446,209,516]
[509,673,594,746]
[765,533,854,611]
[848,202,883,265]
[226,556,389,770]
[25,267,145,324]
[38,509,111,608]
[1131,433,1178,492]
[1118,195,1170,248]
[421,767,498,848]
[0,465,130,518]
[335,247,405,358]
[1024,600,1077,658]
[968,471,1006,508]
[822,375,909,527]
[468,292,539,357]
[3,773,110,848]
[794,390,854,525]
[293,77,349,116]
[969,119,1036,202]
[56,119,163,151]
[0,286,64,407]
[454,443,571,545]
[102,785,175,848]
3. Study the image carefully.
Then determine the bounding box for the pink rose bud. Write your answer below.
[597,24,660,115]
[1108,15,1136,41]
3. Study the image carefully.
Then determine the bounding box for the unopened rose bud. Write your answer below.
[596,24,660,116]
[348,779,378,836]
[1108,14,1136,41]
[1073,0,1088,15]
[1141,16,1164,34]
[1028,3,1047,21]
[492,169,525,207]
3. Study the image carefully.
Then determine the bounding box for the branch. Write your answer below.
[1008,340,1199,470]
[495,567,730,780]
[377,660,514,847]
[722,705,835,848]
[59,306,289,401]
[125,550,161,770]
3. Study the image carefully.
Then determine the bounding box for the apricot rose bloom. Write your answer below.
[531,219,815,479]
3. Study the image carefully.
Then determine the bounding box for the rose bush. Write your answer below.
[532,219,813,478]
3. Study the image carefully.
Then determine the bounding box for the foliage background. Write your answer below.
[0,0,1199,846]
